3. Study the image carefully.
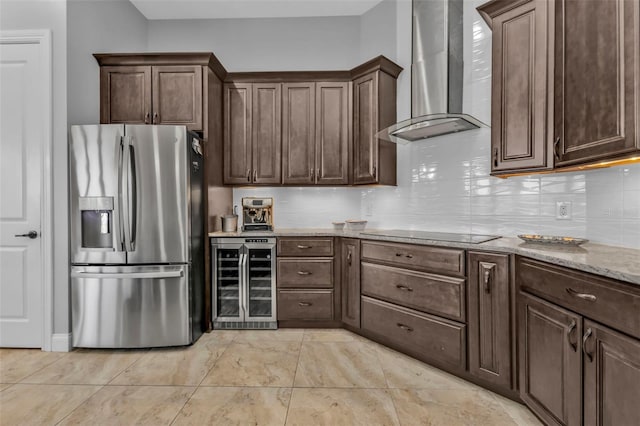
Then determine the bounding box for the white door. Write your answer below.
[0,39,45,347]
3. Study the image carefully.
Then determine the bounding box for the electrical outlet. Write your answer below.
[556,201,572,220]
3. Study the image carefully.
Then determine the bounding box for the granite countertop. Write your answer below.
[209,228,640,285]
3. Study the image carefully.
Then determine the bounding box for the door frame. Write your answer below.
[1,30,54,350]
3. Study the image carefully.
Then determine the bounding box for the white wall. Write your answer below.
[67,0,148,125]
[1,0,69,333]
[147,16,360,71]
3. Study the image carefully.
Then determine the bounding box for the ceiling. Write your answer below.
[129,0,387,20]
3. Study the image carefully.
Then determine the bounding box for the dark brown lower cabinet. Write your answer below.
[519,292,582,426]
[468,252,512,390]
[362,296,466,370]
[583,320,640,426]
[340,238,360,328]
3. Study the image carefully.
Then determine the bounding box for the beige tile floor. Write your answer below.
[0,329,542,426]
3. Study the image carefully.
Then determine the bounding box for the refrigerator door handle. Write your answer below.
[115,138,125,251]
[71,270,184,279]
[121,136,132,252]
[128,142,137,248]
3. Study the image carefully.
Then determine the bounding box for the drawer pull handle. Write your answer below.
[298,302,312,307]
[347,251,352,266]
[566,288,597,302]
[582,328,594,362]
[396,323,413,332]
[567,319,577,352]
[297,271,311,275]
[396,284,414,292]
[405,254,413,259]
[395,253,403,257]
[297,245,312,249]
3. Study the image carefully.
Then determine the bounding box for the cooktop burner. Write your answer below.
[360,230,501,244]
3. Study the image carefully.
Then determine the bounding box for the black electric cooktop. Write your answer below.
[360,230,501,244]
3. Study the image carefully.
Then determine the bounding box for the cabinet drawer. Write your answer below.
[361,262,465,321]
[361,296,466,369]
[277,238,334,257]
[361,240,465,276]
[277,258,333,288]
[277,290,334,321]
[517,257,640,339]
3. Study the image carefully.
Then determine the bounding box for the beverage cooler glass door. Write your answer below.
[244,243,276,322]
[212,243,243,322]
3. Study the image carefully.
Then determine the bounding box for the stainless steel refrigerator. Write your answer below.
[69,124,205,348]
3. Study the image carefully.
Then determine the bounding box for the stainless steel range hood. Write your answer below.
[378,0,487,144]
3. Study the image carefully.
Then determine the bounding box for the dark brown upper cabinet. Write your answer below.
[95,54,223,132]
[553,0,639,167]
[478,0,640,176]
[223,83,281,185]
[479,0,552,174]
[352,57,402,185]
[225,56,402,187]
[468,252,513,391]
[282,82,350,185]
[99,66,151,125]
[152,66,202,129]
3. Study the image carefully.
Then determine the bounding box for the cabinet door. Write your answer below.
[340,238,360,328]
[583,320,640,426]
[316,82,349,185]
[554,0,640,166]
[224,83,252,184]
[468,252,512,389]
[151,65,203,130]
[353,72,379,184]
[252,83,281,184]
[100,66,151,125]
[490,0,551,173]
[519,292,582,426]
[282,83,315,184]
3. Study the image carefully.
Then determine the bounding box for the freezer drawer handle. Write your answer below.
[71,270,184,279]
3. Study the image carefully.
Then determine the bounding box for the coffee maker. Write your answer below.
[242,197,273,231]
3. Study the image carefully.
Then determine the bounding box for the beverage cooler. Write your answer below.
[211,238,277,329]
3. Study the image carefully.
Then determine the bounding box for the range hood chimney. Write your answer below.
[378,0,487,144]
